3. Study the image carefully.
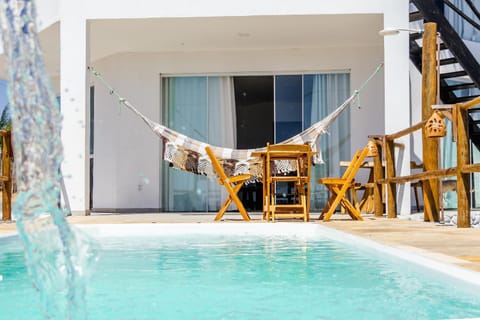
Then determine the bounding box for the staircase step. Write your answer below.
[409,32,423,40]
[440,57,458,66]
[409,11,423,22]
[411,41,448,51]
[410,45,422,55]
[440,70,468,79]
[442,82,477,91]
[450,95,480,103]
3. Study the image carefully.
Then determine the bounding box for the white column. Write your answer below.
[383,0,411,215]
[60,16,90,214]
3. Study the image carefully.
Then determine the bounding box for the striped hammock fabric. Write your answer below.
[119,93,357,180]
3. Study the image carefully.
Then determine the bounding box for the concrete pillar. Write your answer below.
[383,0,411,215]
[60,15,90,214]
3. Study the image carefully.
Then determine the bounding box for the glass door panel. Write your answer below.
[274,75,303,143]
[162,77,208,211]
[234,76,274,148]
[234,76,274,210]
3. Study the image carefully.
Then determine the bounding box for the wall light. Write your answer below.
[378,28,422,36]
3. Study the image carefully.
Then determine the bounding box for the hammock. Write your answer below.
[90,64,383,180]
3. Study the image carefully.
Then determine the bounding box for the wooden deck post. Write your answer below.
[456,105,471,228]
[371,138,384,217]
[2,131,12,221]
[421,22,440,222]
[384,137,397,218]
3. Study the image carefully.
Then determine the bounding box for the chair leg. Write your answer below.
[227,182,250,221]
[319,194,335,220]
[319,186,336,220]
[322,203,338,221]
[351,188,360,212]
[214,197,231,221]
[340,198,363,220]
[215,182,250,221]
[413,183,420,212]
[323,185,360,222]
[301,194,308,222]
[263,195,270,221]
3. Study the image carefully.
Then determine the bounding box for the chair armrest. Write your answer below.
[229,174,251,183]
[318,178,347,184]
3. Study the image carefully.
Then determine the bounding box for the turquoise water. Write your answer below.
[1,232,480,320]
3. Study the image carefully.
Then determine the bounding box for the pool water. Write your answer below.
[1,225,480,320]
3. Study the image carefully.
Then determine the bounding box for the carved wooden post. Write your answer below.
[422,22,440,222]
[456,105,470,227]
[372,138,384,217]
[384,136,396,218]
[2,131,12,221]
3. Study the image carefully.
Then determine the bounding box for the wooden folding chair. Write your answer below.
[318,146,370,221]
[205,146,251,221]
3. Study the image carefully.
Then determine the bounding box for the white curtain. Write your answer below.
[206,77,236,211]
[162,76,236,212]
[208,77,236,148]
[307,73,350,210]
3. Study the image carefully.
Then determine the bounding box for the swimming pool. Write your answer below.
[1,223,480,320]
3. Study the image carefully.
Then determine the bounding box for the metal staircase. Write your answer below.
[410,0,480,150]
[410,0,480,104]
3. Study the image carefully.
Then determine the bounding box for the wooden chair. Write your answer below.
[205,146,251,221]
[411,181,422,212]
[264,144,313,222]
[318,146,370,221]
[411,179,457,212]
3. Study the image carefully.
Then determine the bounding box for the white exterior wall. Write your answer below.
[60,3,90,213]
[50,0,411,213]
[91,56,161,209]
[383,0,411,215]
[91,46,384,210]
[35,0,60,30]
[92,47,384,208]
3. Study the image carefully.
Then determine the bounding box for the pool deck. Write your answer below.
[1,212,480,273]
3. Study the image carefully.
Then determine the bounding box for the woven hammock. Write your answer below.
[117,93,354,180]
[90,64,382,180]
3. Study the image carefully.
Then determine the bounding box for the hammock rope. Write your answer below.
[88,64,383,180]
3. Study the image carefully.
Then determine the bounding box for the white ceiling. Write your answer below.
[89,14,384,59]
[1,14,384,79]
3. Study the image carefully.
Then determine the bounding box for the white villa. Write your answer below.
[4,0,478,216]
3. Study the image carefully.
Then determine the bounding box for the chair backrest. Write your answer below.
[205,146,228,182]
[265,143,312,177]
[266,143,312,153]
[342,146,370,182]
[342,149,362,179]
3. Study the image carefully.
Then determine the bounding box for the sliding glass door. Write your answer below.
[162,73,350,212]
